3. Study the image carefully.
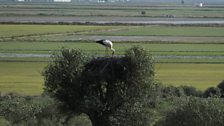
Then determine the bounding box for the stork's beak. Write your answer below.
[96,40,101,43]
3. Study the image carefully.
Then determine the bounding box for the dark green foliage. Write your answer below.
[0,93,92,126]
[160,85,202,98]
[156,97,224,126]
[110,101,152,126]
[180,86,202,97]
[217,80,224,97]
[203,87,221,98]
[160,86,184,97]
[43,49,89,104]
[0,93,54,125]
[109,46,155,126]
[43,47,155,126]
[217,80,224,90]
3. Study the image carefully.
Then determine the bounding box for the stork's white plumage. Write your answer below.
[96,39,115,56]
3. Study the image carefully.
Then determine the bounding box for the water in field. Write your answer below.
[0,53,50,58]
[1,16,224,25]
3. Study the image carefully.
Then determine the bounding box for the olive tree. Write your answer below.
[0,93,59,126]
[43,47,155,126]
[156,97,224,126]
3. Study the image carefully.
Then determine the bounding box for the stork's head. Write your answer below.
[96,39,104,43]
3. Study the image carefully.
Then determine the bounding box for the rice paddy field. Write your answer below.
[3,25,224,39]
[1,25,224,43]
[1,4,224,18]
[1,4,224,25]
[1,3,224,126]
[0,24,224,94]
[0,25,121,38]
[0,5,224,95]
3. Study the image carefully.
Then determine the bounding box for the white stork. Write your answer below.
[96,39,115,56]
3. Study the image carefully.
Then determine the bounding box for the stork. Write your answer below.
[96,39,115,56]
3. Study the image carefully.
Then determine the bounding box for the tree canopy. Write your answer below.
[43,47,155,126]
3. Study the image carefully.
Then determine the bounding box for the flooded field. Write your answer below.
[1,16,224,25]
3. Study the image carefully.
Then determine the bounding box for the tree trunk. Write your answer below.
[89,112,111,126]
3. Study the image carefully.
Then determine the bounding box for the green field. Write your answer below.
[90,26,224,37]
[2,25,224,38]
[156,63,224,90]
[1,24,224,43]
[0,62,45,95]
[0,41,224,65]
[0,24,121,38]
[0,41,224,56]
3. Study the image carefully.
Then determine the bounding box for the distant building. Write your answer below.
[16,0,53,2]
[17,0,32,1]
[54,0,71,2]
[199,3,203,7]
[195,3,203,7]
[98,0,106,3]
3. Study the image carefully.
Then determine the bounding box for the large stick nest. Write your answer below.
[83,57,130,82]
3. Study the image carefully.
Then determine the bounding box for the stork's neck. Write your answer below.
[111,48,115,52]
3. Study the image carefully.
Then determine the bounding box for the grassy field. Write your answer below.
[2,25,224,39]
[2,25,223,43]
[0,24,121,38]
[89,26,224,37]
[0,62,45,96]
[0,41,224,56]
[156,63,224,90]
[0,62,223,95]
[0,41,224,64]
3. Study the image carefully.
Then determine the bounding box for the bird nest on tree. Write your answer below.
[83,57,130,82]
